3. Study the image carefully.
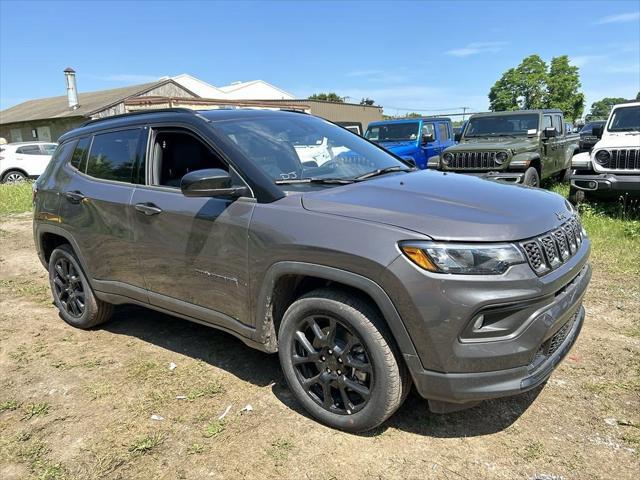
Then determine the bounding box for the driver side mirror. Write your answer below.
[543,127,557,139]
[421,133,435,145]
[592,126,603,139]
[454,132,462,142]
[181,168,250,198]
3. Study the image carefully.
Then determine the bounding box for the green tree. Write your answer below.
[546,55,584,121]
[359,97,375,106]
[636,91,640,100]
[589,97,628,119]
[308,92,344,102]
[489,55,548,111]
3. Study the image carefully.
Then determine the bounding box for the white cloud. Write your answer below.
[569,55,604,68]
[445,41,508,57]
[604,63,640,74]
[594,11,640,24]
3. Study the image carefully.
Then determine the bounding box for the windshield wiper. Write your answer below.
[354,166,412,181]
[275,177,355,185]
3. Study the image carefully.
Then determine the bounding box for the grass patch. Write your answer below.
[22,402,51,420]
[187,380,225,401]
[187,443,206,455]
[0,181,33,215]
[128,433,165,455]
[203,420,226,438]
[0,399,20,412]
[520,440,547,461]
[266,438,294,466]
[83,382,114,400]
[0,278,51,305]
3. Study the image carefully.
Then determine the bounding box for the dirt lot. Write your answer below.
[1,211,638,480]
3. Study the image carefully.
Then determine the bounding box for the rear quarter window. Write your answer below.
[70,137,91,171]
[85,129,140,182]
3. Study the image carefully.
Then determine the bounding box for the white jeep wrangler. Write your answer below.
[569,101,640,204]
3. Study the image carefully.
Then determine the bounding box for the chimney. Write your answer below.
[64,67,79,110]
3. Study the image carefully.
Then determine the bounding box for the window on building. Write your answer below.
[86,129,140,182]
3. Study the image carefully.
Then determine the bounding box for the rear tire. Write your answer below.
[2,170,27,183]
[559,167,571,183]
[278,288,409,432]
[523,167,540,187]
[568,186,586,205]
[48,244,113,329]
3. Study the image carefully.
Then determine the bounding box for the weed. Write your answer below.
[38,463,65,480]
[0,278,50,305]
[266,438,294,466]
[23,402,50,420]
[187,443,205,455]
[187,380,224,401]
[0,399,20,412]
[126,360,159,380]
[203,420,226,438]
[521,440,546,461]
[128,433,165,455]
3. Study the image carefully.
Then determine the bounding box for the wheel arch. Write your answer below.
[254,261,419,360]
[1,167,29,181]
[35,224,93,281]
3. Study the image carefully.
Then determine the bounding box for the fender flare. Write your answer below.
[254,261,419,358]
[34,224,93,280]
[510,152,540,170]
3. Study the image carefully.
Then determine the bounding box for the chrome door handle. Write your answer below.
[135,203,163,216]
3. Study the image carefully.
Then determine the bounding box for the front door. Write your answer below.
[130,127,254,327]
[419,122,437,168]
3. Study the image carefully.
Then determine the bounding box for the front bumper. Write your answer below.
[385,237,591,405]
[571,172,640,195]
[448,170,524,183]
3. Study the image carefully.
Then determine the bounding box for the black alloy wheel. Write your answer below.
[52,257,85,318]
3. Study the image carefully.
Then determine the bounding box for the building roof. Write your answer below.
[0,79,189,124]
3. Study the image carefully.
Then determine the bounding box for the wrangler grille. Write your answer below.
[447,151,501,169]
[598,149,640,170]
[521,216,584,275]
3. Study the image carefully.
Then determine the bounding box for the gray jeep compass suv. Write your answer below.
[33,108,591,432]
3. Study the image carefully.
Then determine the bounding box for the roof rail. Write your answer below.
[80,108,198,127]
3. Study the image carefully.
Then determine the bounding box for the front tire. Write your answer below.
[523,167,540,187]
[48,244,113,329]
[568,186,586,205]
[278,288,409,432]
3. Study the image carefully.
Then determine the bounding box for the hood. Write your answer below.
[596,132,640,149]
[448,137,537,153]
[301,170,573,242]
[376,141,419,156]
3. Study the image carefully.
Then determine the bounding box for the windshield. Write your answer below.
[465,114,539,137]
[607,106,640,132]
[580,122,605,134]
[213,114,408,187]
[365,122,419,142]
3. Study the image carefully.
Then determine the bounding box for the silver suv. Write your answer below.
[33,108,591,432]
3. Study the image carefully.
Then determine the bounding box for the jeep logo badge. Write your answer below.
[555,211,567,221]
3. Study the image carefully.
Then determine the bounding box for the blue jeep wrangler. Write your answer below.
[365,117,455,169]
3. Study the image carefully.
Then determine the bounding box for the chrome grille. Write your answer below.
[520,216,585,275]
[599,149,640,170]
[448,151,500,169]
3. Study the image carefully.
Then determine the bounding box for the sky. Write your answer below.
[0,0,639,117]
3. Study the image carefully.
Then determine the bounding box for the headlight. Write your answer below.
[595,150,610,165]
[495,151,508,164]
[442,152,453,165]
[400,242,525,275]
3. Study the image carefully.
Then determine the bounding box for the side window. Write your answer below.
[86,129,140,182]
[42,144,58,155]
[554,115,563,135]
[70,137,91,171]
[422,123,435,138]
[16,145,42,155]
[150,130,227,188]
[543,115,553,130]
[438,123,450,141]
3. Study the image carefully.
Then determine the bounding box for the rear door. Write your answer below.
[58,128,147,300]
[130,126,255,328]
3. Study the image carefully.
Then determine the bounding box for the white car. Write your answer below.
[0,142,58,183]
[569,101,639,203]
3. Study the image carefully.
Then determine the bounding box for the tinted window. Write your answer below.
[365,122,419,142]
[466,114,539,136]
[16,145,42,155]
[42,144,58,155]
[70,137,91,171]
[608,105,640,132]
[438,123,450,141]
[86,129,140,182]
